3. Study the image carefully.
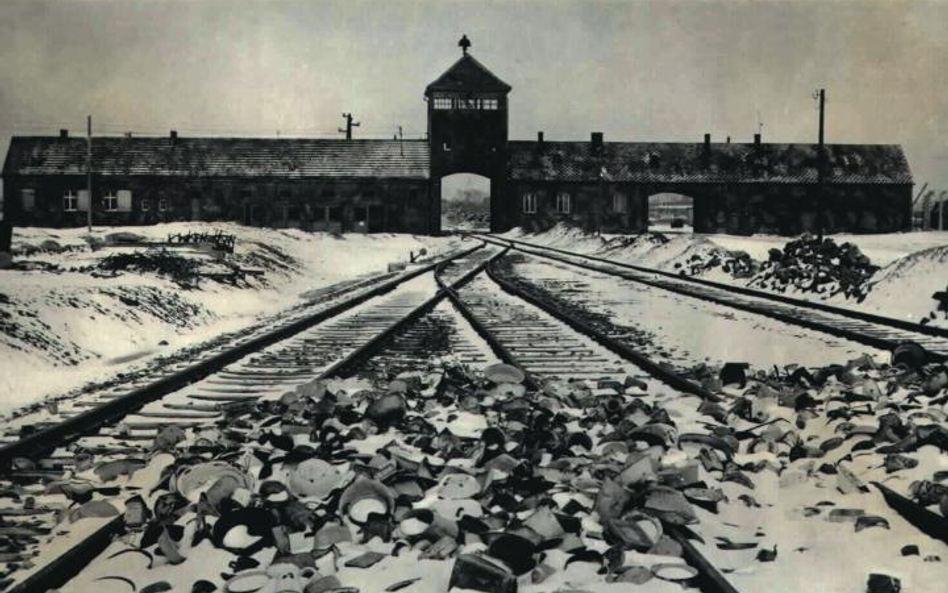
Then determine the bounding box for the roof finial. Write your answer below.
[458,34,471,55]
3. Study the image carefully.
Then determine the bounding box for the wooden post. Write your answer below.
[86,115,92,233]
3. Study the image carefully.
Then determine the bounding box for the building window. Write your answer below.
[522,192,537,214]
[141,199,150,212]
[20,189,35,212]
[613,194,627,213]
[117,190,132,211]
[482,98,499,110]
[158,198,169,212]
[556,192,571,214]
[63,190,78,212]
[433,96,452,110]
[104,191,119,211]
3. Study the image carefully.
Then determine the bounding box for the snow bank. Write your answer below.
[0,223,461,414]
[503,224,948,328]
[859,245,948,326]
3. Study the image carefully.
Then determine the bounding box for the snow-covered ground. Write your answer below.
[501,224,948,328]
[0,223,462,414]
[508,255,887,370]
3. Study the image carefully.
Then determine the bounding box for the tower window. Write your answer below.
[522,192,537,214]
[431,93,501,111]
[556,192,571,214]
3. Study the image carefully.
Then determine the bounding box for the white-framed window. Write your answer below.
[20,189,35,211]
[556,192,571,214]
[522,192,537,214]
[158,198,169,212]
[613,193,627,213]
[104,191,119,212]
[432,94,500,111]
[141,199,150,212]
[63,190,78,212]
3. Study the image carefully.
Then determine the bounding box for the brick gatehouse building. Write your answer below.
[2,41,913,236]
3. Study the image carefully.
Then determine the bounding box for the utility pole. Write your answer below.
[817,88,825,146]
[338,113,360,140]
[813,89,826,235]
[86,115,92,233]
[398,125,404,156]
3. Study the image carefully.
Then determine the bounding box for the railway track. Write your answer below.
[465,238,948,590]
[481,234,948,361]
[5,236,828,593]
[0,243,495,592]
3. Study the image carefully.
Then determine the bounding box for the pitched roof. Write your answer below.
[425,54,512,95]
[507,141,912,185]
[3,137,430,179]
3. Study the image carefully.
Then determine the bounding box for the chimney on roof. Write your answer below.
[591,132,603,155]
[538,131,544,144]
[59,129,68,139]
[727,136,731,144]
[754,133,761,146]
[704,133,711,153]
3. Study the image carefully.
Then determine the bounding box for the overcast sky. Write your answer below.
[1,0,946,194]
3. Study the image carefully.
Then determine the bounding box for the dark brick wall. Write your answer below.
[427,96,509,235]
[3,172,912,237]
[3,175,432,234]
[504,180,912,235]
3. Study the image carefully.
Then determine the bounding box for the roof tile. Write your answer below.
[3,137,430,179]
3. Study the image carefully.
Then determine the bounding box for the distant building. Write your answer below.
[2,41,913,235]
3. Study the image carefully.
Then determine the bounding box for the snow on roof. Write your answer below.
[425,53,512,95]
[3,137,431,179]
[507,141,913,185]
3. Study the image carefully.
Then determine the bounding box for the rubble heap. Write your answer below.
[675,250,758,278]
[748,234,879,301]
[9,347,947,593]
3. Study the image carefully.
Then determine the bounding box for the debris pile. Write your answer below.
[8,347,948,592]
[674,250,758,278]
[748,234,878,300]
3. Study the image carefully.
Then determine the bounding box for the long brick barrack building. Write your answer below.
[2,41,913,236]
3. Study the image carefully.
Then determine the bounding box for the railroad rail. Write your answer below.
[9,233,943,593]
[480,234,948,360]
[3,239,745,593]
[443,263,740,593]
[2,243,496,593]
